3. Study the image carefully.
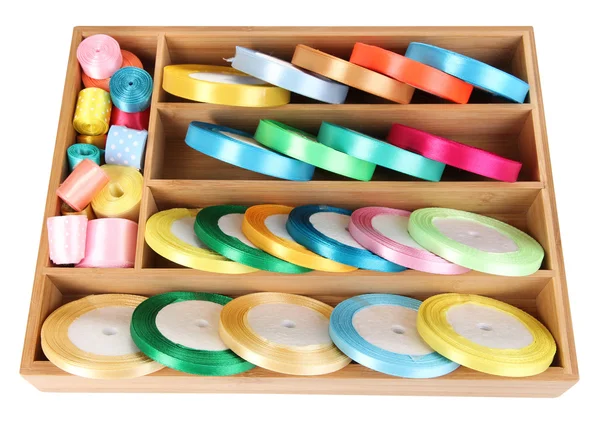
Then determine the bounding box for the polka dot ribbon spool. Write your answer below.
[82,50,143,92]
[91,165,143,221]
[105,125,148,170]
[77,34,123,80]
[47,215,88,265]
[73,88,112,136]
[109,67,153,113]
[76,218,138,268]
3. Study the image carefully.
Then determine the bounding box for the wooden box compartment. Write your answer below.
[21,27,578,397]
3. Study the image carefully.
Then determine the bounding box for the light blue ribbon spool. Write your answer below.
[405,42,529,103]
[330,294,460,378]
[67,143,101,172]
[105,125,148,170]
[230,47,349,104]
[109,67,153,112]
[185,122,315,181]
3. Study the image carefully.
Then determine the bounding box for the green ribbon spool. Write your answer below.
[194,205,311,273]
[254,120,376,181]
[130,291,255,376]
[317,122,446,181]
[67,143,101,172]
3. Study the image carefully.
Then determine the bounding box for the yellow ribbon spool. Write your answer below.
[73,88,112,136]
[145,208,258,274]
[61,202,96,220]
[77,134,107,149]
[242,204,356,272]
[91,165,143,221]
[41,294,164,379]
[219,292,351,375]
[417,293,556,377]
[162,64,290,107]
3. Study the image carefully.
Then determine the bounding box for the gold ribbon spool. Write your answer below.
[91,165,143,221]
[77,134,107,149]
[41,294,164,379]
[61,202,96,220]
[73,88,112,136]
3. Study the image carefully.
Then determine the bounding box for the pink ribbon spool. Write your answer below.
[76,218,138,268]
[349,207,469,274]
[47,215,88,265]
[77,34,123,80]
[57,159,109,212]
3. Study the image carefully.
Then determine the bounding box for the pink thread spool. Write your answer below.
[47,215,88,265]
[57,159,109,212]
[77,34,123,79]
[76,218,138,268]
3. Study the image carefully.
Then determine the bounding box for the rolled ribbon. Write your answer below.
[230,46,349,104]
[61,202,95,220]
[185,122,315,181]
[417,293,556,377]
[46,215,87,265]
[76,218,138,268]
[76,34,123,79]
[91,165,143,221]
[105,125,148,170]
[291,45,415,104]
[67,143,101,172]
[330,294,459,378]
[387,123,522,182]
[73,88,112,136]
[77,134,107,149]
[109,67,153,113]
[318,122,446,181]
[110,107,150,131]
[82,50,144,92]
[405,42,530,103]
[254,120,376,181]
[57,159,109,212]
[162,64,290,107]
[287,205,405,272]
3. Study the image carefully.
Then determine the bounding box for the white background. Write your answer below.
[0,1,597,420]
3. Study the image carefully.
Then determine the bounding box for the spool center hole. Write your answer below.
[467,230,481,238]
[477,323,493,332]
[281,319,296,329]
[102,327,118,336]
[109,183,124,198]
[128,82,134,86]
[391,325,405,335]
[195,319,209,328]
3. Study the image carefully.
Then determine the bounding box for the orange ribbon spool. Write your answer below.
[82,50,144,92]
[349,43,474,104]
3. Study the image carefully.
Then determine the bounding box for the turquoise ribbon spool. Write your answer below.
[109,67,153,112]
[67,143,101,172]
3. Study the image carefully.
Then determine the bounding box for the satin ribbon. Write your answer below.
[77,34,123,79]
[83,50,144,92]
[185,122,315,181]
[349,207,468,274]
[291,45,415,104]
[110,107,150,131]
[287,205,405,272]
[110,67,153,113]
[330,294,459,378]
[46,215,87,265]
[76,218,138,268]
[194,205,311,273]
[105,125,148,170]
[254,120,376,181]
[349,43,473,104]
[230,46,349,104]
[405,42,530,103]
[318,122,446,181]
[242,204,356,272]
[145,208,257,274]
[77,134,107,149]
[131,292,255,376]
[162,64,290,107]
[73,88,112,136]
[57,159,109,212]
[417,293,556,377]
[41,294,163,379]
[219,292,351,375]
[387,123,522,182]
[91,165,143,221]
[66,143,101,172]
[61,202,95,220]
[408,208,544,276]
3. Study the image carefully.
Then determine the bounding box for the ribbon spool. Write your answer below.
[61,202,95,220]
[41,294,163,379]
[77,34,123,80]
[349,43,473,104]
[194,205,311,274]
[66,143,101,172]
[57,159,109,212]
[47,215,87,265]
[291,45,415,104]
[145,208,257,274]
[77,134,107,149]
[318,122,446,181]
[330,294,460,378]
[219,292,351,375]
[82,50,144,92]
[287,205,405,272]
[387,123,522,182]
[131,292,254,376]
[76,218,138,268]
[417,293,556,377]
[349,207,469,274]
[105,125,148,170]
[185,122,315,181]
[73,88,112,136]
[243,204,356,272]
[230,46,349,104]
[162,64,290,107]
[254,120,376,181]
[408,208,544,276]
[405,42,530,103]
[109,67,153,113]
[91,165,143,221]
[110,107,150,131]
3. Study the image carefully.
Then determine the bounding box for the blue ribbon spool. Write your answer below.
[185,122,315,181]
[286,205,406,272]
[405,42,529,103]
[109,67,153,112]
[67,143,101,172]
[330,294,460,378]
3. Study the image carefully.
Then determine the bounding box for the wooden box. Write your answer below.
[20,26,578,397]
